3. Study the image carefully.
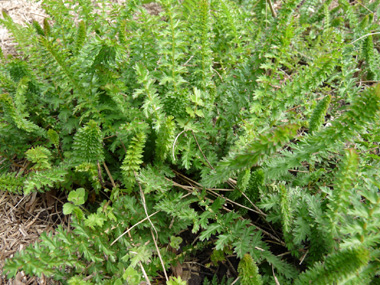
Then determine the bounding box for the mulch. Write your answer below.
[0,189,68,285]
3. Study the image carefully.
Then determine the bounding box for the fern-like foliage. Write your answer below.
[0,10,35,53]
[23,166,68,195]
[0,93,45,136]
[72,120,104,165]
[308,95,331,134]
[0,173,24,194]
[155,115,176,162]
[47,129,59,149]
[4,193,197,283]
[362,35,380,80]
[279,184,294,250]
[74,21,87,55]
[188,0,213,92]
[133,63,165,131]
[267,85,380,179]
[25,146,51,170]
[327,148,359,235]
[204,124,299,186]
[238,253,263,285]
[121,132,146,189]
[2,0,380,283]
[295,246,370,284]
[38,36,82,93]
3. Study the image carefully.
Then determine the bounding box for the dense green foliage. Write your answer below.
[1,0,380,283]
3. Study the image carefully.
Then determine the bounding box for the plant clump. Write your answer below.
[1,0,380,284]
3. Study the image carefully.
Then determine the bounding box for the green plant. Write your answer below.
[1,0,380,284]
[238,254,263,285]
